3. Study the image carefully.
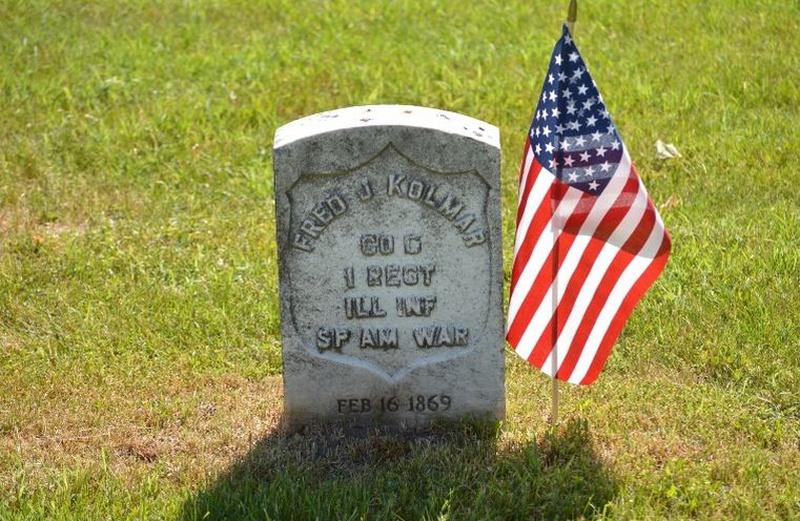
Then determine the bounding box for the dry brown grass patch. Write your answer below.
[0,374,284,491]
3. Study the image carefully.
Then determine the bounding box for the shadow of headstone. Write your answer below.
[180,416,617,520]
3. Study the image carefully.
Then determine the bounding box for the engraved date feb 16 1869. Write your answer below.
[336,395,453,414]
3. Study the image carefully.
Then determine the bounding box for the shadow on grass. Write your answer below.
[181,417,617,520]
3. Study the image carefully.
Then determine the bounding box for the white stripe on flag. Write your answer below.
[513,157,633,364]
[542,166,650,380]
[569,220,667,383]
[516,146,535,207]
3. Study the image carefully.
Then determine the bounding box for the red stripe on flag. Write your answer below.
[509,162,551,294]
[515,143,537,227]
[556,209,657,379]
[579,225,671,384]
[507,180,596,347]
[518,137,531,183]
[525,175,641,370]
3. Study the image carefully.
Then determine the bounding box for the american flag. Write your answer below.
[506,24,671,385]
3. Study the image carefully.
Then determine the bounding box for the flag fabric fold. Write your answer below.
[506,24,671,385]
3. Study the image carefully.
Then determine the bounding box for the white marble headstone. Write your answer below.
[273,105,504,429]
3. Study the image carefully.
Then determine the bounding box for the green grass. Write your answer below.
[1,0,799,519]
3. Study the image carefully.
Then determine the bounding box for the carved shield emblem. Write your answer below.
[285,145,493,381]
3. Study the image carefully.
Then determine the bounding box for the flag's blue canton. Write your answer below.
[529,25,623,195]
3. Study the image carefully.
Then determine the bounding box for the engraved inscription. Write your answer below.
[358,178,374,201]
[360,234,395,256]
[316,327,351,352]
[360,327,399,349]
[396,295,437,317]
[344,267,355,289]
[324,230,469,356]
[292,192,349,252]
[337,398,372,414]
[336,395,453,414]
[344,296,387,319]
[315,226,473,367]
[290,167,488,252]
[403,233,422,254]
[413,325,469,348]
[386,174,487,247]
[365,264,436,287]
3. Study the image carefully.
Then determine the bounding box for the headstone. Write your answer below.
[273,105,504,429]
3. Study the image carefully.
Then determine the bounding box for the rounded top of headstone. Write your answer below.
[274,105,500,150]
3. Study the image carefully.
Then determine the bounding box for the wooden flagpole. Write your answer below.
[567,0,578,33]
[551,231,559,426]
[551,0,578,427]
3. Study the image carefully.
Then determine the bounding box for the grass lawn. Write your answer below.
[1,0,799,519]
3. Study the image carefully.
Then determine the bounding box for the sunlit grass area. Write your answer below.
[1,0,798,519]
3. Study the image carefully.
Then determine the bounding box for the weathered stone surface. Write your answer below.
[273,105,504,429]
